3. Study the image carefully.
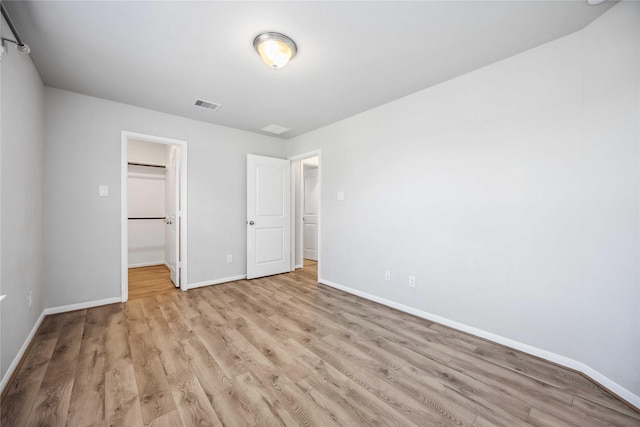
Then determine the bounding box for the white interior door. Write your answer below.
[166,146,180,287]
[247,154,291,279]
[303,165,319,261]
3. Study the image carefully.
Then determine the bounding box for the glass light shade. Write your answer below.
[253,32,297,70]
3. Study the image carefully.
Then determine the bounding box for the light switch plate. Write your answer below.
[337,191,345,201]
[99,185,109,197]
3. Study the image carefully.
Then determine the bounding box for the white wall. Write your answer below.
[44,88,286,307]
[0,19,46,380]
[128,138,168,165]
[287,1,640,396]
[127,140,167,267]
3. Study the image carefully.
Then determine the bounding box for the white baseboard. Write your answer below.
[128,261,165,269]
[188,275,247,290]
[319,277,640,410]
[44,297,122,315]
[0,310,46,394]
[295,264,303,269]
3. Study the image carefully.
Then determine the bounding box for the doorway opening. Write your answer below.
[121,131,188,302]
[290,151,321,282]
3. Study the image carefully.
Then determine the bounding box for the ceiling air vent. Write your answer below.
[261,124,291,135]
[194,99,221,111]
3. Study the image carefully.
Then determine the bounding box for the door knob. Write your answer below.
[248,220,255,225]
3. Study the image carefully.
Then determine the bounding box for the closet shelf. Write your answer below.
[128,161,166,169]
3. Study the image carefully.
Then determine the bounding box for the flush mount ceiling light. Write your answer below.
[253,32,297,70]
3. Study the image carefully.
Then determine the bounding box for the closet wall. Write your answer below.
[128,139,169,267]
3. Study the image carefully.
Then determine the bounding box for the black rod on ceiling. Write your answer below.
[1,2,29,52]
[128,217,166,220]
[128,162,167,169]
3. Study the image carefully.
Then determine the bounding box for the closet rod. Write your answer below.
[1,3,29,52]
[128,162,166,168]
[128,217,165,220]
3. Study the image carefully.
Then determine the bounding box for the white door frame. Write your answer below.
[121,131,189,302]
[302,164,319,261]
[288,150,321,280]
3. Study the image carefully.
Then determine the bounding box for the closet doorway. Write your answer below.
[121,131,188,302]
[290,151,321,282]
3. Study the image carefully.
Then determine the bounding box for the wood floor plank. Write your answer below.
[571,395,640,426]
[125,298,150,335]
[148,409,183,427]
[233,370,296,426]
[66,305,112,426]
[382,361,533,427]
[266,368,340,427]
[24,311,87,426]
[0,336,58,426]
[292,346,418,427]
[172,292,202,319]
[457,331,623,409]
[449,353,575,405]
[402,359,535,422]
[67,335,107,425]
[157,295,194,341]
[104,303,133,371]
[128,331,178,423]
[232,315,311,383]
[446,356,599,427]
[528,407,578,427]
[296,374,371,426]
[168,370,222,427]
[183,335,258,426]
[337,310,455,364]
[350,366,476,426]
[3,262,638,426]
[472,415,501,427]
[105,364,144,427]
[129,265,178,301]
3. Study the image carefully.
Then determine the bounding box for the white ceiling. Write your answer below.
[5,1,615,139]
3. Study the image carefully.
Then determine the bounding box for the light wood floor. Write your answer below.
[299,258,318,281]
[129,264,179,301]
[2,266,639,426]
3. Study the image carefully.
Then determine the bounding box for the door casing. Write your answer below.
[166,145,180,287]
[302,164,319,261]
[288,150,322,279]
[121,131,188,302]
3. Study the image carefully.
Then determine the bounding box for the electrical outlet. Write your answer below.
[227,254,233,263]
[408,276,416,288]
[28,291,32,308]
[385,270,391,281]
